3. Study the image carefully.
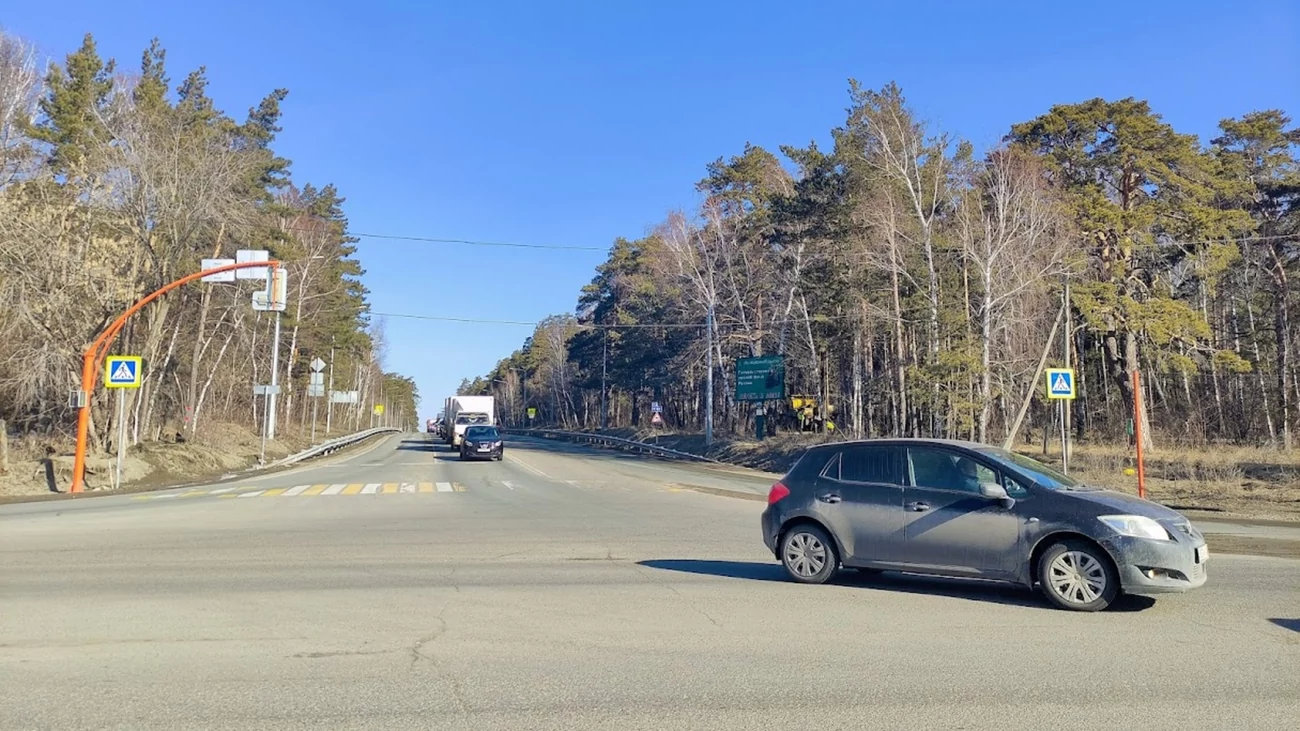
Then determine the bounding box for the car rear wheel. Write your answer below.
[779,524,838,585]
[1038,539,1119,612]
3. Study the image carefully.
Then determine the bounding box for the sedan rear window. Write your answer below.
[839,445,901,484]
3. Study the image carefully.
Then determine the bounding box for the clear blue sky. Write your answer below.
[7,1,1298,421]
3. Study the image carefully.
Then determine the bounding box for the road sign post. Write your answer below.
[104,356,143,490]
[1045,368,1076,474]
[309,358,326,443]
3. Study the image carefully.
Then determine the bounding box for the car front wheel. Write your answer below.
[779,524,838,585]
[1038,539,1120,612]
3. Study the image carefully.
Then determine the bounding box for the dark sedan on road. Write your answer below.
[761,439,1208,611]
[459,425,504,461]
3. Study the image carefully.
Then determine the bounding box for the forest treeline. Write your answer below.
[0,30,416,452]
[463,82,1298,450]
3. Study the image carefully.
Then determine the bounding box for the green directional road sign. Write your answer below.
[1045,368,1076,400]
[104,356,143,389]
[735,356,785,402]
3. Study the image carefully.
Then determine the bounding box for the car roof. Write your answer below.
[802,437,997,453]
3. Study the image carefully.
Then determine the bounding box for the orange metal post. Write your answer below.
[1133,368,1146,500]
[69,260,280,493]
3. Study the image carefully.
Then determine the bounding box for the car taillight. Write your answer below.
[768,482,790,505]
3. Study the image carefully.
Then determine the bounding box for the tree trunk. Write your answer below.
[890,254,908,437]
[1246,297,1277,444]
[1106,330,1153,451]
[977,264,993,443]
[1273,245,1292,450]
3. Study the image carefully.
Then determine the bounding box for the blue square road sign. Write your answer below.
[1045,368,1075,400]
[104,356,143,389]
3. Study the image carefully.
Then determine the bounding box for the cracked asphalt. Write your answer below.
[2,433,1298,730]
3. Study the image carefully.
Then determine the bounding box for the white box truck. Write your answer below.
[445,395,495,447]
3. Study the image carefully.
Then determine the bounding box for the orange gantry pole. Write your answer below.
[69,260,281,493]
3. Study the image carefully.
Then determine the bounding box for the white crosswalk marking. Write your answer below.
[153,493,178,499]
[282,485,311,496]
[208,487,237,495]
[238,490,265,498]
[361,483,381,494]
[436,482,453,492]
[399,483,416,493]
[501,480,516,490]
[322,484,346,495]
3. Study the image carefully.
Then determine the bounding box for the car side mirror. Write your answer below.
[979,481,1015,509]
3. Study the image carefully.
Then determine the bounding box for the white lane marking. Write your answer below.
[501,480,516,490]
[150,493,179,499]
[505,452,554,480]
[322,484,346,495]
[208,487,237,495]
[436,482,453,493]
[400,483,416,493]
[282,485,311,496]
[361,483,381,494]
[238,490,265,498]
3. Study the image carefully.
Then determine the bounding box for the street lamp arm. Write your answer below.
[70,259,283,493]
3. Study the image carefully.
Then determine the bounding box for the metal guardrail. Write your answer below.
[264,427,401,469]
[502,428,719,464]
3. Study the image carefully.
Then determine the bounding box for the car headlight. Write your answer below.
[1098,515,1170,540]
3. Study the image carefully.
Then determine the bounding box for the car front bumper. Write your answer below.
[1101,534,1209,595]
[461,447,502,460]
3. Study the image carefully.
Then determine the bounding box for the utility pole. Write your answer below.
[600,329,608,431]
[1062,277,1071,473]
[266,310,282,441]
[705,304,715,449]
[325,340,335,436]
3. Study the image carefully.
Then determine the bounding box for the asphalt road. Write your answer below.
[2,433,1297,730]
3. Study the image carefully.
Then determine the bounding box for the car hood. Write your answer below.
[1061,488,1185,521]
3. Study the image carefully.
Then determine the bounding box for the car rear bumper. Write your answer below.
[1101,535,1208,595]
[760,508,779,555]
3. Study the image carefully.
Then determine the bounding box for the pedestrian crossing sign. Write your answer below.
[1045,368,1075,400]
[104,356,143,389]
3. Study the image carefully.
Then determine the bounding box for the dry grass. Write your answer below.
[591,428,1300,521]
[0,420,318,497]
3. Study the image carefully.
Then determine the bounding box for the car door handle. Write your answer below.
[906,501,930,512]
[817,493,842,504]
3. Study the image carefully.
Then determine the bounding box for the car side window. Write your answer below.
[1002,473,1029,497]
[839,446,901,484]
[907,447,988,494]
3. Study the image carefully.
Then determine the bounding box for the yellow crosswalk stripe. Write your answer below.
[262,488,287,496]
[342,484,364,495]
[453,483,467,492]
[418,482,435,493]
[302,484,329,496]
[380,483,399,494]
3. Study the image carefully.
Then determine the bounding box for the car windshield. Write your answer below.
[465,426,498,440]
[978,447,1079,489]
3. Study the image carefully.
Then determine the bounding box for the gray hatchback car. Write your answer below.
[761,439,1208,611]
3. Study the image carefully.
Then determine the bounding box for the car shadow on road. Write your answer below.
[637,559,1157,612]
[396,439,443,452]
